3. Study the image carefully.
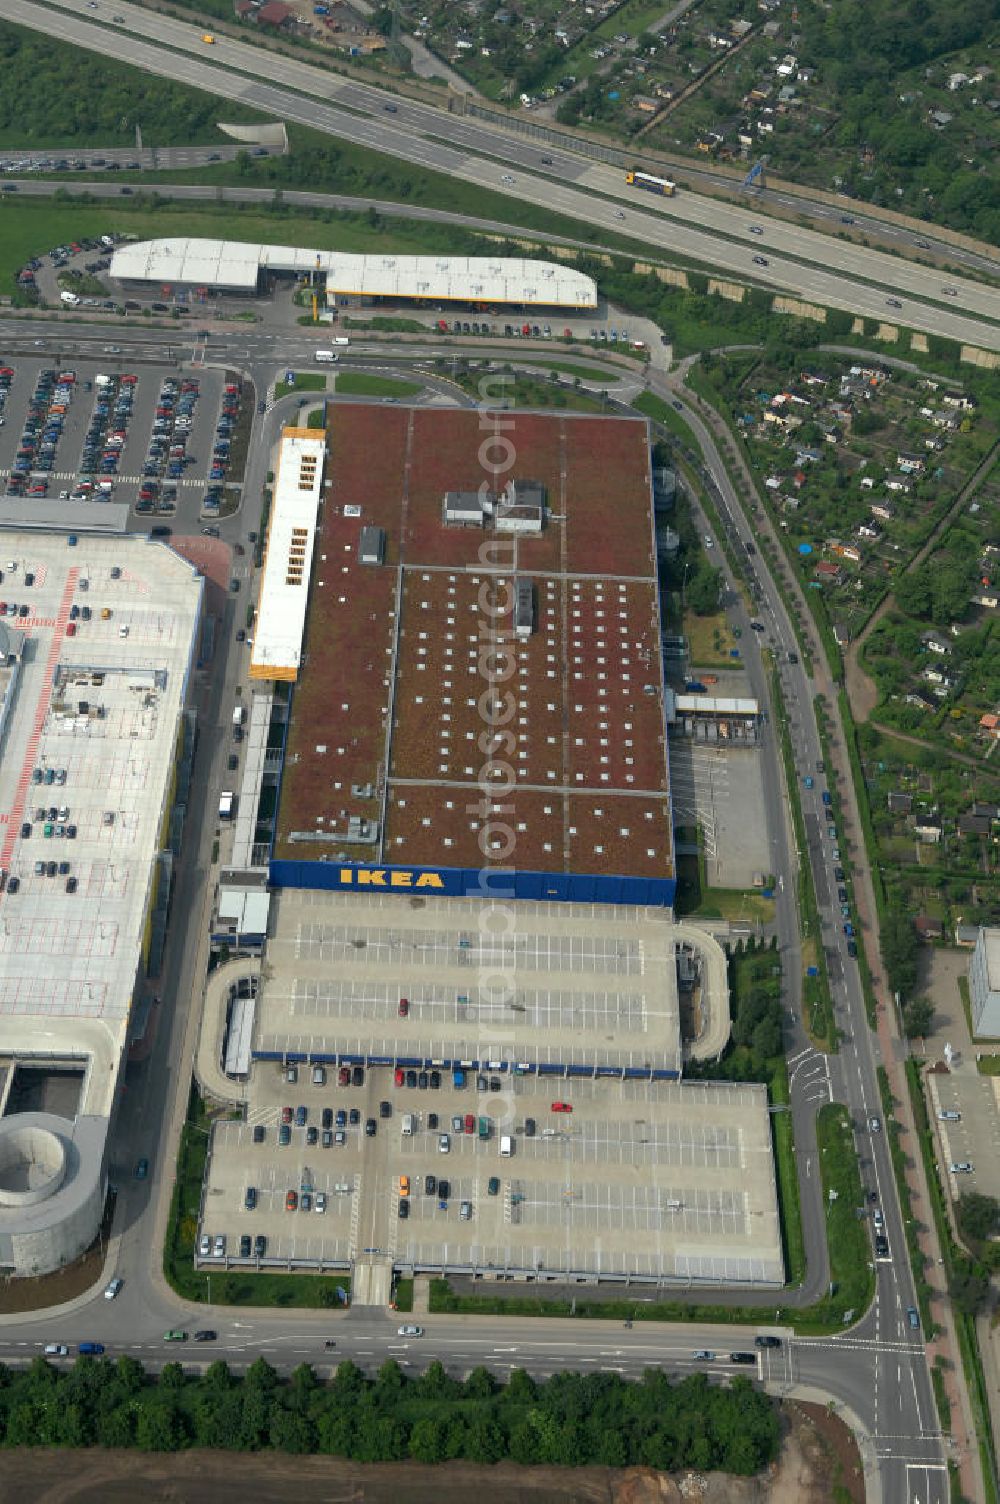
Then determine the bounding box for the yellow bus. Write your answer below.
[625,169,676,197]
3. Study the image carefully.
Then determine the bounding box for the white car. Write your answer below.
[315,1191,327,1213]
[214,1234,226,1256]
[438,1133,451,1153]
[749,225,764,235]
[397,1324,423,1337]
[949,1162,974,1174]
[104,1277,123,1300]
[44,1343,69,1356]
[198,1234,211,1257]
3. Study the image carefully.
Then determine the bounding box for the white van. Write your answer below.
[401,1113,414,1136]
[314,349,338,364]
[500,1135,513,1157]
[60,290,81,307]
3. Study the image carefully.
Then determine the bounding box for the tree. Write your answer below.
[409,1415,448,1462]
[881,908,919,999]
[902,996,934,1038]
[687,566,722,615]
[957,1192,1000,1246]
[948,1260,989,1316]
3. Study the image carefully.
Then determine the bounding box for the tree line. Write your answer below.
[0,1355,780,1472]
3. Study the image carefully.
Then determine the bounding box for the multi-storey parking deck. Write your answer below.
[255,890,684,1079]
[201,896,780,1286]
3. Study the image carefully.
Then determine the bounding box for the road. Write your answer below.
[653,376,959,1502]
[10,0,1000,351]
[0,315,953,1502]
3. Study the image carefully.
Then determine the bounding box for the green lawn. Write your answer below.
[274,372,328,400]
[635,390,691,442]
[335,372,423,398]
[684,607,738,665]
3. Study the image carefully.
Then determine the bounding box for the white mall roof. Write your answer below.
[110,239,597,308]
[249,427,326,682]
[324,251,597,308]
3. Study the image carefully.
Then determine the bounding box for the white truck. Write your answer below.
[218,790,234,819]
[314,349,339,364]
[232,704,245,727]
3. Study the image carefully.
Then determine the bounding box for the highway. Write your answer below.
[10,0,1000,352]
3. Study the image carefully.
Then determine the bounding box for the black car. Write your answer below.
[239,1235,251,1257]
[322,1107,333,1129]
[352,1066,364,1086]
[874,1235,889,1257]
[194,1329,218,1342]
[418,1071,428,1089]
[306,1126,318,1146]
[490,1077,501,1091]
[428,1112,439,1130]
[837,886,848,903]
[398,1199,409,1218]
[438,1179,450,1201]
[405,1069,417,1088]
[254,1235,267,1257]
[754,1335,781,1349]
[349,1108,360,1125]
[429,1070,440,1089]
[425,1174,437,1195]
[252,1125,265,1144]
[524,1117,536,1137]
[365,1118,376,1136]
[834,866,845,882]
[379,1099,392,1118]
[730,1352,757,1365]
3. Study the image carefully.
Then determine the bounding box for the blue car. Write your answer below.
[843,922,855,938]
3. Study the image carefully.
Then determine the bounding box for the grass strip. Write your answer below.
[335,372,423,398]
[274,372,328,400]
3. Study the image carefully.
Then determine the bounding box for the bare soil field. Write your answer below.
[0,1403,863,1504]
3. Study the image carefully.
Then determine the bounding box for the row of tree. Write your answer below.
[0,1357,780,1472]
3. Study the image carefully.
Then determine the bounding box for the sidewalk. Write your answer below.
[674,375,983,1503]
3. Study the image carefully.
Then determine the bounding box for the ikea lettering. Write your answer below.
[339,867,445,890]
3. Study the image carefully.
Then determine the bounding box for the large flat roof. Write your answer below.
[249,427,326,682]
[273,405,673,889]
[110,239,598,308]
[258,889,684,1076]
[0,531,202,1118]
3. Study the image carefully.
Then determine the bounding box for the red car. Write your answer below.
[281,1106,293,1124]
[398,998,409,1018]
[464,1113,475,1135]
[394,1067,404,1087]
[338,1065,350,1087]
[551,1101,573,1113]
[285,1190,297,1211]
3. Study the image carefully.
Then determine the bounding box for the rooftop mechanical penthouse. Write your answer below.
[268,406,675,908]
